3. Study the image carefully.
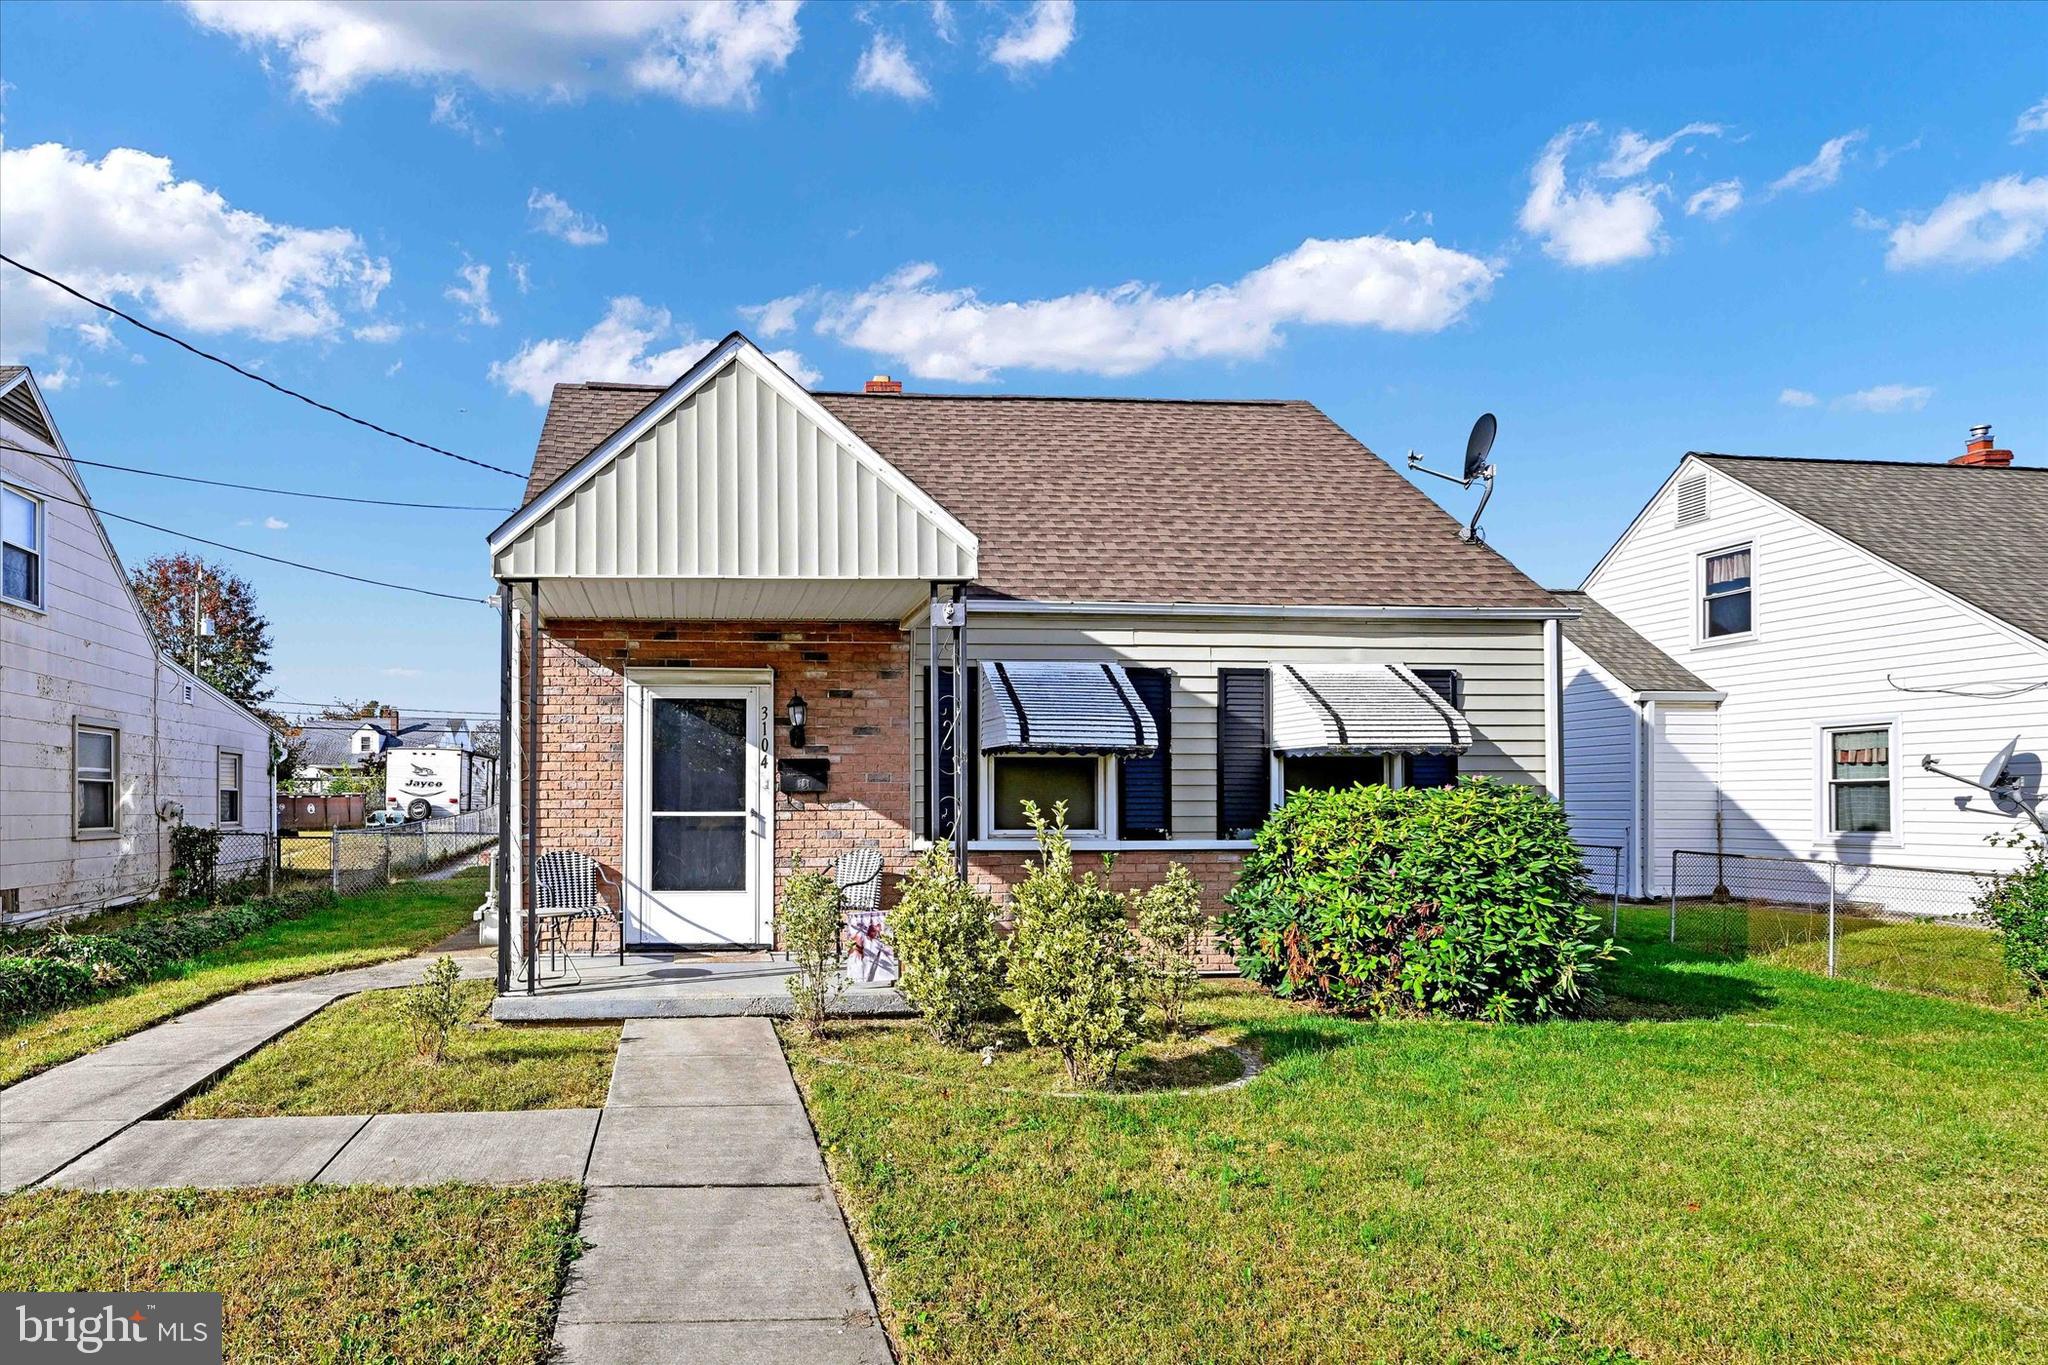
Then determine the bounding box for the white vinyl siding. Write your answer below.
[1560,638,1641,896]
[1647,703,1722,896]
[914,611,1550,847]
[1582,457,2048,878]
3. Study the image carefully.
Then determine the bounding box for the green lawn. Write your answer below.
[0,871,487,1087]
[177,980,618,1118]
[0,1184,580,1364]
[786,939,2048,1363]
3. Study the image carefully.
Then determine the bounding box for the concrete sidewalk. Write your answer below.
[0,953,495,1191]
[553,1018,892,1365]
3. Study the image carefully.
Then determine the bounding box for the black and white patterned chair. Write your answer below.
[833,844,885,915]
[533,850,622,980]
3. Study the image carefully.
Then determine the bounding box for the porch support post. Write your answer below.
[926,582,940,853]
[524,579,540,996]
[494,580,513,993]
[950,583,969,883]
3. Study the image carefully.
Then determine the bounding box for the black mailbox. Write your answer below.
[777,758,830,794]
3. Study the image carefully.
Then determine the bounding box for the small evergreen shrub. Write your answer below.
[886,843,1004,1045]
[1004,804,1144,1088]
[1979,838,2048,1006]
[778,861,845,1034]
[1136,862,1207,1034]
[1218,779,1612,1022]
[398,955,465,1062]
[169,825,223,901]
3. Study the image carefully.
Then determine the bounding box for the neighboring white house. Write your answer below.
[1564,427,2047,899]
[0,366,277,923]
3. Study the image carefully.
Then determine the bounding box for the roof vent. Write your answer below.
[1674,474,1709,526]
[1952,423,2014,468]
[864,375,903,396]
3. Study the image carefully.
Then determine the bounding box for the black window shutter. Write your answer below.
[1118,667,1173,839]
[1409,668,1461,788]
[1217,667,1271,839]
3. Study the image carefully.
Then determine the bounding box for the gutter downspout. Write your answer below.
[495,581,513,994]
[1640,700,1659,897]
[151,655,163,894]
[1542,617,1563,801]
[524,580,539,997]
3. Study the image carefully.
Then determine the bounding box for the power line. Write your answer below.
[1,252,524,480]
[0,441,511,512]
[24,481,489,605]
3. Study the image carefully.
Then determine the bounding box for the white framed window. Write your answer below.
[1699,543,1753,642]
[2,482,44,610]
[982,754,1110,839]
[75,719,119,838]
[218,749,244,829]
[1824,724,1894,837]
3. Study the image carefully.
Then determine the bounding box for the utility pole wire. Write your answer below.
[1,252,523,479]
[0,441,511,511]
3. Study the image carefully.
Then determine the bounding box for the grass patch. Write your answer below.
[177,980,617,1118]
[787,940,2048,1363]
[0,1183,581,1364]
[0,872,486,1087]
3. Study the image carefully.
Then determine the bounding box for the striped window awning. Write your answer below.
[978,661,1160,756]
[1271,664,1472,756]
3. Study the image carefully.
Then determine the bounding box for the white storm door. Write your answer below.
[626,682,772,947]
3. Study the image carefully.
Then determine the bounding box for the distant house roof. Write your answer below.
[293,720,375,769]
[517,363,1563,613]
[1693,453,2048,643]
[1553,591,1714,695]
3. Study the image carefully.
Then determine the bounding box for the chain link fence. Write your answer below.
[1667,849,2021,1007]
[274,808,498,896]
[1577,843,1625,934]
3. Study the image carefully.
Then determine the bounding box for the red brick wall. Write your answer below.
[520,618,1245,969]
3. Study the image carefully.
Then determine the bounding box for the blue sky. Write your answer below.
[2,1,2044,719]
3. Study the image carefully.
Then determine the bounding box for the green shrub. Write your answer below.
[0,891,326,1020]
[886,843,1004,1046]
[1979,839,2048,1006]
[1217,778,1612,1022]
[778,862,845,1034]
[1136,863,1207,1034]
[1004,804,1144,1088]
[169,825,223,901]
[398,955,465,1062]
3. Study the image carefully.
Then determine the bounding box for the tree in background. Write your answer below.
[129,553,275,707]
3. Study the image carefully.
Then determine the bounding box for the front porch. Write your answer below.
[491,949,912,1022]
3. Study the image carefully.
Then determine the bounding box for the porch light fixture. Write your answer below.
[787,693,808,749]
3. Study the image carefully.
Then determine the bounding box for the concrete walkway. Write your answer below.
[0,953,495,1191]
[553,1017,892,1365]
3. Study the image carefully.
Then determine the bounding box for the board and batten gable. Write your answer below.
[0,379,274,921]
[912,608,1551,845]
[1580,455,2048,876]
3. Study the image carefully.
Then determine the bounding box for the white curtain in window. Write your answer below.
[1705,548,1751,589]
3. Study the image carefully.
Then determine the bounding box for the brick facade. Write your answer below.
[520,617,1244,968]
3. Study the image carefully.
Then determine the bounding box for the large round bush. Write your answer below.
[1217,779,1611,1021]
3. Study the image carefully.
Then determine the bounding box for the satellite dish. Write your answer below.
[1978,736,2019,791]
[1463,413,1498,482]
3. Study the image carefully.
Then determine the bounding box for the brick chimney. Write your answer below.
[382,707,400,738]
[1952,424,2014,468]
[863,374,903,396]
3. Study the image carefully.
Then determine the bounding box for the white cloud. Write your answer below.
[263,515,290,530]
[1518,123,1666,268]
[816,234,1498,382]
[353,321,403,343]
[1685,179,1743,220]
[1769,130,1865,194]
[446,261,498,326]
[489,296,715,403]
[526,189,608,246]
[989,0,1075,72]
[1883,175,2048,271]
[508,258,533,294]
[385,359,404,378]
[741,291,811,337]
[1837,384,1932,414]
[382,666,423,678]
[1778,388,1818,408]
[929,0,958,43]
[854,32,931,101]
[768,348,821,386]
[0,142,391,358]
[37,357,80,391]
[429,89,493,142]
[76,319,117,351]
[2013,96,2048,142]
[181,0,801,113]
[1598,122,1722,179]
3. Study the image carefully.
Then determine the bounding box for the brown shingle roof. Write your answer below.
[518,378,1560,611]
[1694,453,2048,643]
[1553,591,1713,694]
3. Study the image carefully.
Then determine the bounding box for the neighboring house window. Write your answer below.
[1407,668,1463,788]
[75,721,118,836]
[985,755,1104,838]
[1701,545,1753,639]
[1282,753,1386,796]
[1826,726,1892,835]
[2,483,43,609]
[218,750,244,828]
[357,735,374,753]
